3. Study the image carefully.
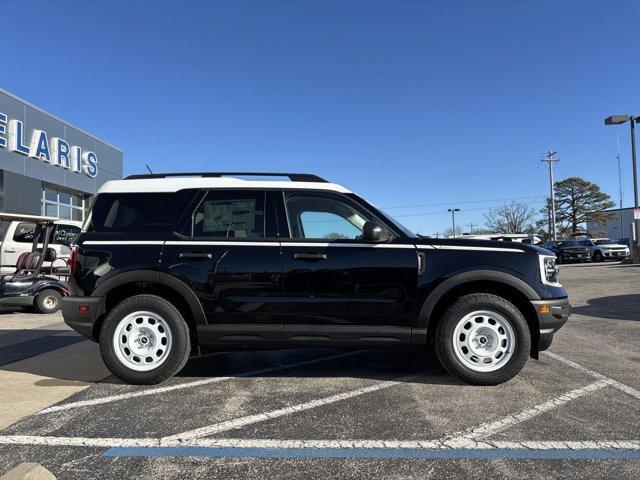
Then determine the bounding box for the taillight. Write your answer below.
[68,245,78,277]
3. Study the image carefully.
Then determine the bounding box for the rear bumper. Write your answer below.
[530,297,571,351]
[61,296,104,341]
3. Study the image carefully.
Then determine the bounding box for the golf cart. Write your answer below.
[0,213,70,313]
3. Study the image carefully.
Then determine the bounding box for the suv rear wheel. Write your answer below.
[435,293,530,385]
[99,295,191,384]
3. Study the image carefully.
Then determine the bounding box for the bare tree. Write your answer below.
[484,202,538,234]
[444,226,463,238]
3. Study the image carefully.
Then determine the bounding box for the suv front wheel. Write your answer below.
[435,293,530,385]
[99,295,191,384]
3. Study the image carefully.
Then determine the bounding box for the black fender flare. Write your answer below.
[32,279,68,296]
[417,269,540,332]
[92,270,207,325]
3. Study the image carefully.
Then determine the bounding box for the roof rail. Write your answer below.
[124,172,328,183]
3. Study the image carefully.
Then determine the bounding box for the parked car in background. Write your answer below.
[617,238,632,249]
[0,218,82,273]
[539,240,590,264]
[0,213,70,313]
[589,238,630,262]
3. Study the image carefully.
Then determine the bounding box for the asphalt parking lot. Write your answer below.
[0,262,638,479]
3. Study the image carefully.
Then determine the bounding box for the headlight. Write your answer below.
[539,255,560,286]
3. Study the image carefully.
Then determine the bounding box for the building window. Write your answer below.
[41,187,85,221]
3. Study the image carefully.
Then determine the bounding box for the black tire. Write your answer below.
[435,293,531,386]
[99,294,191,385]
[34,289,63,314]
[556,255,563,264]
[593,251,604,262]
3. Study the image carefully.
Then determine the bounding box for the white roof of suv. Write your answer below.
[98,173,352,195]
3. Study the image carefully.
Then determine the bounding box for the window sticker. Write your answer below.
[203,199,256,233]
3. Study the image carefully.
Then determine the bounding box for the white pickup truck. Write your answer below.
[0,215,82,273]
[578,238,630,262]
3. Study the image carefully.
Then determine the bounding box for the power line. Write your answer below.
[381,194,547,210]
[391,199,547,218]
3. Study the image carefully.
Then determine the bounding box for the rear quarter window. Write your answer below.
[89,191,197,233]
[12,222,37,243]
[53,224,81,246]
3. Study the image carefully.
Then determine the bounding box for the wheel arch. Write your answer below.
[91,270,207,341]
[418,270,541,358]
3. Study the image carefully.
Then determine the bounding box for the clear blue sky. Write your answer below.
[3,0,639,235]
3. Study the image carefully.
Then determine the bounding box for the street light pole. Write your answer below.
[448,208,460,238]
[630,116,638,211]
[605,115,640,262]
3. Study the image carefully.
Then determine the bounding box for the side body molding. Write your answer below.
[417,269,541,331]
[92,270,207,325]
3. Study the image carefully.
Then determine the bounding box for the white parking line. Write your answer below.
[163,375,416,440]
[543,351,640,401]
[443,380,608,442]
[0,434,638,451]
[38,350,366,415]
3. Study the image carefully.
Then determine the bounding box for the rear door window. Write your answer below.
[90,191,197,233]
[189,190,265,238]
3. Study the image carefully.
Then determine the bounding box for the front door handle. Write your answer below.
[179,252,213,260]
[4,249,16,253]
[294,253,328,261]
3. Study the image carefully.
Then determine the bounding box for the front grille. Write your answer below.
[564,248,588,254]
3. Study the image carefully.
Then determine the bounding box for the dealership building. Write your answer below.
[586,206,639,242]
[0,88,123,236]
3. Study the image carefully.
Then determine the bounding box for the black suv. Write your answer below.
[539,240,590,264]
[63,173,570,386]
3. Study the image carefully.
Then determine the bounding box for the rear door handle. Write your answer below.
[4,249,16,253]
[294,253,327,261]
[179,252,213,260]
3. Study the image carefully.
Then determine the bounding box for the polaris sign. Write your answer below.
[0,111,98,178]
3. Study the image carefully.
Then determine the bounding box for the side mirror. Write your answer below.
[362,222,389,242]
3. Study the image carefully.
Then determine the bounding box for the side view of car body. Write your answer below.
[578,238,630,262]
[62,172,571,386]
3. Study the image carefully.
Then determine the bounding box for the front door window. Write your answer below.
[284,192,376,241]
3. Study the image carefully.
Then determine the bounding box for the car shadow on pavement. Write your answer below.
[573,294,640,321]
[175,347,464,386]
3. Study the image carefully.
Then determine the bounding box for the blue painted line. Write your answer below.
[103,447,640,459]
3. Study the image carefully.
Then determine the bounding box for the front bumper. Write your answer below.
[561,252,590,261]
[602,250,630,259]
[530,297,571,351]
[61,296,104,341]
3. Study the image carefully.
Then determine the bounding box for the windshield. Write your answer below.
[381,213,417,237]
[594,239,614,245]
[560,241,579,247]
[347,194,418,238]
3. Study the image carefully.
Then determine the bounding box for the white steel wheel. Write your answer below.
[452,310,515,372]
[113,311,173,372]
[43,295,58,310]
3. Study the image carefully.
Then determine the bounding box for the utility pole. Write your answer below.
[466,222,476,234]
[541,151,559,241]
[448,208,460,238]
[617,135,624,238]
